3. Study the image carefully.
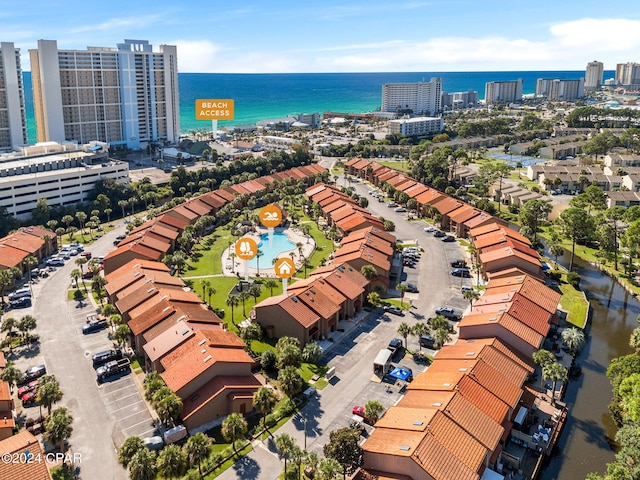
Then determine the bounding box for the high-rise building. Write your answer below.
[381,78,442,116]
[585,61,604,90]
[0,42,28,150]
[388,116,444,136]
[30,39,180,150]
[484,79,523,104]
[441,90,478,109]
[615,62,640,86]
[535,78,584,101]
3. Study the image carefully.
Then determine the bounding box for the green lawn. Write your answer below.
[556,277,589,329]
[378,160,411,173]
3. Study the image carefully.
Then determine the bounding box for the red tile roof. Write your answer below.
[0,431,50,480]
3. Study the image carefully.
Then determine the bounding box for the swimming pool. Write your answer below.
[247,232,296,269]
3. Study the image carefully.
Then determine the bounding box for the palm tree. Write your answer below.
[367,292,381,308]
[157,444,187,479]
[630,327,640,353]
[114,324,131,349]
[463,288,480,307]
[316,457,342,480]
[155,393,183,428]
[128,448,157,480]
[226,294,240,325]
[0,269,14,306]
[433,327,451,348]
[364,400,385,423]
[360,265,378,293]
[184,432,213,478]
[239,290,250,318]
[397,284,409,308]
[253,387,278,433]
[264,278,278,296]
[44,407,73,453]
[278,365,304,398]
[201,279,210,300]
[256,249,264,276]
[23,255,38,286]
[36,375,63,416]
[221,412,248,457]
[275,433,297,476]
[412,322,431,351]
[397,321,412,349]
[17,314,37,341]
[0,317,16,344]
[0,360,23,390]
[118,436,145,468]
[561,327,586,355]
[249,284,262,304]
[543,361,567,406]
[70,268,82,291]
[549,242,564,268]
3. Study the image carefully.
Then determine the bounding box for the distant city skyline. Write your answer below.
[2,0,640,73]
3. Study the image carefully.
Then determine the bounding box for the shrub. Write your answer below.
[567,271,581,288]
[549,270,562,280]
[261,349,277,372]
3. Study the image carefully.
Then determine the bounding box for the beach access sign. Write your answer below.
[195,99,234,120]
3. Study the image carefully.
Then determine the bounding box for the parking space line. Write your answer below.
[101,381,136,397]
[113,402,147,419]
[122,417,155,432]
[103,390,140,405]
[137,427,157,438]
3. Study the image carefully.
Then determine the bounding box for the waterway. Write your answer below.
[541,254,640,479]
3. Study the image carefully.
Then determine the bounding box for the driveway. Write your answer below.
[219,166,469,479]
[9,223,142,479]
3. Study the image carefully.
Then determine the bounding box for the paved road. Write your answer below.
[219,160,471,479]
[8,224,153,479]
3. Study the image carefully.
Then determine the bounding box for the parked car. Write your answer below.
[441,235,455,242]
[21,390,37,405]
[461,285,474,293]
[386,202,398,208]
[394,207,407,213]
[96,358,131,382]
[80,251,92,259]
[399,283,418,293]
[113,235,126,246]
[435,306,462,321]
[69,243,84,252]
[8,287,31,300]
[387,338,403,354]
[92,348,123,367]
[21,364,46,384]
[450,268,471,277]
[17,379,40,397]
[82,318,109,334]
[10,296,32,309]
[451,259,467,268]
[352,405,366,417]
[143,436,164,451]
[46,258,65,267]
[419,335,437,349]
[434,230,446,237]
[423,226,436,233]
[383,305,404,315]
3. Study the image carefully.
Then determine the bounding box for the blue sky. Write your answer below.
[3,0,640,73]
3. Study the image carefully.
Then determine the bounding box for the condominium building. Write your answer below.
[535,78,584,101]
[484,79,523,104]
[615,62,640,86]
[441,90,478,109]
[585,61,604,90]
[0,42,28,150]
[0,141,129,218]
[30,39,180,150]
[388,116,444,136]
[381,78,442,116]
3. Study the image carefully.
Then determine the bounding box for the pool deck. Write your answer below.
[221,226,316,278]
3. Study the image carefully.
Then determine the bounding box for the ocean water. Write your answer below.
[23,70,614,142]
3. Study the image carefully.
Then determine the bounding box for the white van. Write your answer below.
[163,424,187,444]
[8,287,31,300]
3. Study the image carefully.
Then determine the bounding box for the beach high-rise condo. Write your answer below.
[30,39,180,149]
[0,42,28,150]
[585,61,603,90]
[535,78,584,101]
[381,78,442,116]
[615,62,640,86]
[484,79,523,105]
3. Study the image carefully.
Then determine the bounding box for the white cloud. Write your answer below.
[180,17,640,72]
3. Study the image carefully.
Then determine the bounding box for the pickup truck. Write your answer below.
[96,358,130,383]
